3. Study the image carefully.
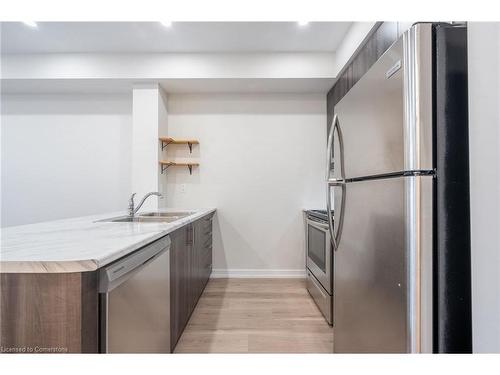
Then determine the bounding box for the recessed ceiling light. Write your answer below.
[160,21,172,28]
[22,21,38,28]
[298,21,309,27]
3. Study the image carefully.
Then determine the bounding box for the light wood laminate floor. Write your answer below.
[174,278,333,353]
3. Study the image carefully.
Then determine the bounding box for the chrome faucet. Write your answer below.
[128,192,163,217]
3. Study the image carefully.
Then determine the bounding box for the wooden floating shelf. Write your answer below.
[159,161,199,175]
[159,137,199,153]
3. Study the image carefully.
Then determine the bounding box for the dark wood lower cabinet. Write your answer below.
[170,213,213,351]
[169,225,189,349]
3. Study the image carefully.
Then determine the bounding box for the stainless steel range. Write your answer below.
[305,209,333,325]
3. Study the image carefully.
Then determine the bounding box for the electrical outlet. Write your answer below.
[180,184,187,193]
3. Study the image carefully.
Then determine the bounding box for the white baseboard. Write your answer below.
[210,269,306,279]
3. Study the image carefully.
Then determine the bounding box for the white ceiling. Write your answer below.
[0,22,352,54]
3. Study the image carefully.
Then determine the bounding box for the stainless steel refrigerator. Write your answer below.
[326,23,472,353]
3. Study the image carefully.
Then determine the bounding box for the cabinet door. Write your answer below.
[193,220,203,304]
[200,215,213,288]
[181,225,191,333]
[169,226,189,351]
[169,215,214,351]
[187,223,198,315]
[169,229,180,350]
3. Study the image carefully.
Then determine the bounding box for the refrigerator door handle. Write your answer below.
[327,179,346,251]
[326,183,336,249]
[326,114,345,180]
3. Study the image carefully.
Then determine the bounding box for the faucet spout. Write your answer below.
[128,192,163,217]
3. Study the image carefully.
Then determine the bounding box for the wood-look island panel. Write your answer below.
[0,272,99,353]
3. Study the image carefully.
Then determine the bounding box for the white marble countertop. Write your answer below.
[0,208,216,273]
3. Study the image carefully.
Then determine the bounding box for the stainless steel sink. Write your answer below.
[100,216,181,223]
[98,211,195,223]
[139,211,195,218]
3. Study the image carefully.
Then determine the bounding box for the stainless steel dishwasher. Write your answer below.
[99,235,171,353]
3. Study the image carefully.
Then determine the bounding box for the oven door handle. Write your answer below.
[306,218,329,231]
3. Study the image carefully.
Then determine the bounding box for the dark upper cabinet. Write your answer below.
[327,22,399,135]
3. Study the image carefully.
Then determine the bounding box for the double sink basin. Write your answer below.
[100,211,195,223]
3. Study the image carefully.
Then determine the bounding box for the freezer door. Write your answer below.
[332,176,433,353]
[332,24,433,179]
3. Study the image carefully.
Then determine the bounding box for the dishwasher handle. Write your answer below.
[99,235,171,293]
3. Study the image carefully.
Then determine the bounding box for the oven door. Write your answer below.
[306,218,332,294]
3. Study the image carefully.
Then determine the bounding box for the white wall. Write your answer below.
[157,88,169,209]
[333,22,378,75]
[468,22,500,353]
[1,94,132,227]
[131,84,166,211]
[165,93,326,276]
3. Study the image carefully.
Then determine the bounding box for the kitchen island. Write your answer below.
[0,208,216,353]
